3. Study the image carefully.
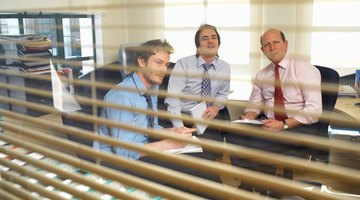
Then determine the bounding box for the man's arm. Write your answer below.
[243,75,264,117]
[100,92,148,160]
[141,127,196,157]
[212,62,231,109]
[293,64,322,124]
[262,118,302,131]
[164,61,187,127]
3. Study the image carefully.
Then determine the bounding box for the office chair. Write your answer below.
[309,65,340,162]
[279,65,339,181]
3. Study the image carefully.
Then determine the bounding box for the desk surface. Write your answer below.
[334,97,360,122]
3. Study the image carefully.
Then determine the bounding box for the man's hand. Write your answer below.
[163,127,196,149]
[241,111,258,120]
[202,105,220,119]
[262,119,283,131]
[169,127,197,136]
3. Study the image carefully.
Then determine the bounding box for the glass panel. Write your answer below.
[0,19,20,34]
[63,18,93,59]
[207,0,250,27]
[23,18,57,56]
[164,0,204,27]
[219,31,249,64]
[164,0,251,64]
[313,0,360,26]
[165,31,196,62]
[311,32,360,69]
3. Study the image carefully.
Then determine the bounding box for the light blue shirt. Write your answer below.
[93,73,161,160]
[165,55,231,127]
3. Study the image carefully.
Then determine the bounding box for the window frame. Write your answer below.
[0,12,96,65]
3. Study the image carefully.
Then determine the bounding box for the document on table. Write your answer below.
[189,101,208,135]
[232,119,264,125]
[164,136,203,154]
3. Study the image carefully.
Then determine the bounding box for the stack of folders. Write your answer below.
[338,85,358,98]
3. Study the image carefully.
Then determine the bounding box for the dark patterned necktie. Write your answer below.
[274,64,288,121]
[201,63,212,106]
[143,93,154,128]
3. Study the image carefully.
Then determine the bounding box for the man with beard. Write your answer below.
[94,39,197,159]
[94,39,222,198]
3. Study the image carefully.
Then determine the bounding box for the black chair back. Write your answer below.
[314,65,339,137]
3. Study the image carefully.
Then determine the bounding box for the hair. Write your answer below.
[260,29,286,46]
[194,24,221,57]
[137,39,174,63]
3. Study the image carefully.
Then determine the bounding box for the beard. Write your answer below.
[147,74,165,85]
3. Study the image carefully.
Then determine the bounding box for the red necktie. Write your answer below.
[274,65,288,121]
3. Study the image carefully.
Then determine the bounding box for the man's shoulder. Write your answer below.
[258,63,272,73]
[105,78,134,100]
[215,57,230,67]
[288,55,313,67]
[177,55,197,62]
[174,55,197,69]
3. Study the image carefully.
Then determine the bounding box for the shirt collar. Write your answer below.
[272,54,289,70]
[197,56,217,70]
[131,73,158,96]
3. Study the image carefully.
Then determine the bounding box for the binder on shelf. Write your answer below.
[0,34,53,73]
[0,34,55,116]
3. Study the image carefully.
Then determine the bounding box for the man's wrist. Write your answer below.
[282,120,289,130]
[212,103,223,109]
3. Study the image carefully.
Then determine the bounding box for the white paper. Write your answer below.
[189,102,208,135]
[321,185,360,198]
[50,60,81,112]
[232,119,264,125]
[164,136,203,154]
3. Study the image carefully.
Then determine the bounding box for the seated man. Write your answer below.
[165,24,231,151]
[225,28,322,195]
[93,39,221,197]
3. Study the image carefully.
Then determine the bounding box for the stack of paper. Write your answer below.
[189,102,208,135]
[51,60,81,112]
[164,136,203,154]
[232,119,264,125]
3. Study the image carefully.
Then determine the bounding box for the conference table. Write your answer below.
[334,97,360,122]
[331,97,360,129]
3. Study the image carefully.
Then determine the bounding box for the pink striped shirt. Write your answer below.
[245,55,322,124]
